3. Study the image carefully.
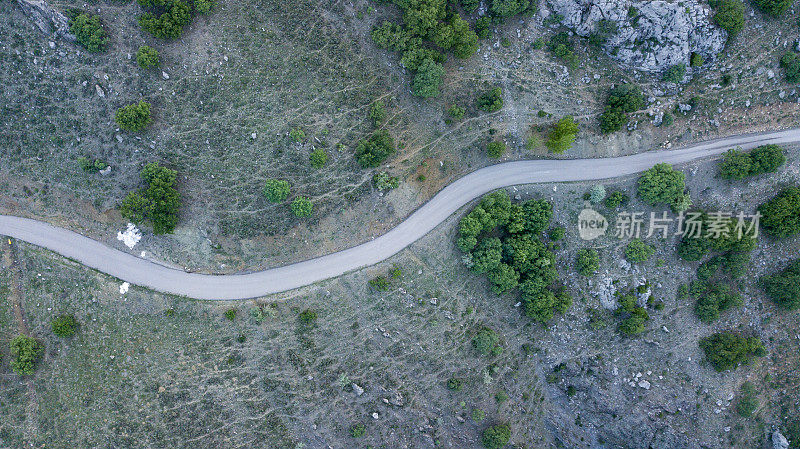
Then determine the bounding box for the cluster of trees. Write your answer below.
[709,0,744,36]
[457,191,572,323]
[370,0,478,98]
[137,0,214,39]
[136,45,160,69]
[751,0,794,16]
[616,292,649,336]
[355,130,396,168]
[115,100,152,132]
[676,211,757,263]
[545,116,578,153]
[758,187,800,238]
[699,331,765,371]
[760,259,800,309]
[718,145,785,179]
[69,13,109,52]
[263,178,313,217]
[637,163,691,212]
[686,280,742,323]
[119,162,181,234]
[598,84,645,134]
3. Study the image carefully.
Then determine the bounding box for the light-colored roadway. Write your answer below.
[1,128,798,300]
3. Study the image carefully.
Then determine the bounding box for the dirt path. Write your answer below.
[1,238,41,444]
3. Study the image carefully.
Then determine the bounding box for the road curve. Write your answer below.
[2,128,799,300]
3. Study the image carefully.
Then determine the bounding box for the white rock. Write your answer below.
[162,71,170,80]
[119,282,130,294]
[773,431,789,449]
[95,84,105,97]
[352,383,364,396]
[117,223,142,249]
[638,380,651,389]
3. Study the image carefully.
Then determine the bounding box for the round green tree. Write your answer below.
[136,45,160,69]
[576,248,600,276]
[487,141,506,158]
[624,239,655,263]
[481,423,511,449]
[115,100,152,132]
[264,179,290,203]
[10,335,44,376]
[291,196,313,217]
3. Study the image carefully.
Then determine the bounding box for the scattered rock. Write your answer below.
[162,71,170,80]
[95,84,105,98]
[773,430,789,449]
[352,383,364,396]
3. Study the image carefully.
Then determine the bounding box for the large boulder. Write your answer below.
[773,430,790,449]
[544,0,727,72]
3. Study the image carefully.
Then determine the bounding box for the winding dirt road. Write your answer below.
[1,128,798,299]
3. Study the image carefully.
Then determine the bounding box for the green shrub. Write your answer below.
[447,377,463,391]
[10,335,44,375]
[637,163,687,210]
[349,423,366,438]
[624,239,655,263]
[662,64,686,83]
[115,100,152,132]
[290,196,313,218]
[224,308,236,320]
[490,0,532,18]
[481,423,511,449]
[194,0,216,14]
[709,0,744,35]
[757,187,800,238]
[690,52,704,67]
[780,51,800,83]
[545,116,578,153]
[692,282,742,323]
[136,45,160,68]
[599,84,644,133]
[355,130,396,168]
[588,184,606,204]
[718,149,753,179]
[736,382,758,417]
[477,87,503,112]
[288,127,305,142]
[471,408,486,422]
[487,140,506,158]
[699,332,765,371]
[411,58,445,98]
[119,162,180,234]
[603,190,629,209]
[447,104,465,120]
[369,275,391,291]
[369,100,387,126]
[263,179,290,203]
[309,148,328,169]
[298,309,318,325]
[576,249,599,276]
[751,0,793,16]
[719,145,785,179]
[69,13,109,52]
[760,259,800,309]
[373,171,399,191]
[138,0,192,39]
[548,225,565,241]
[473,327,503,356]
[78,157,109,174]
[51,314,78,337]
[547,32,578,68]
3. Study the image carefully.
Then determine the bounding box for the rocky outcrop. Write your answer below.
[543,0,727,73]
[15,0,75,42]
[773,430,790,449]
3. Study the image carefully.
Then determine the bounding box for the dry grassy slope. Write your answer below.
[0,154,798,448]
[2,0,800,275]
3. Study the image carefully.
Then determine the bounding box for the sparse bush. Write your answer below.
[263,179,290,203]
[481,423,511,449]
[736,382,758,417]
[69,13,109,52]
[355,130,396,168]
[224,308,237,320]
[136,45,160,68]
[699,331,765,371]
[447,104,465,120]
[373,171,400,191]
[757,187,800,238]
[473,327,503,356]
[545,116,578,153]
[291,196,313,218]
[349,423,366,438]
[624,239,655,263]
[603,190,629,209]
[760,259,800,309]
[78,157,109,174]
[487,140,506,158]
[298,309,318,325]
[51,314,78,337]
[477,87,503,112]
[662,64,686,83]
[309,148,328,168]
[289,127,305,142]
[369,275,391,291]
[547,32,578,69]
[576,248,600,276]
[548,225,565,241]
[471,408,486,422]
[690,52,704,67]
[10,335,44,375]
[369,100,387,126]
[780,51,800,82]
[447,377,463,391]
[115,100,152,132]
[120,162,180,234]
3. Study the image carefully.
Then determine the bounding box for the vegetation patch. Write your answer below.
[699,331,765,371]
[120,162,181,234]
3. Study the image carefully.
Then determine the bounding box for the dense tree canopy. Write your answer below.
[10,335,44,375]
[757,187,800,238]
[760,259,800,309]
[545,116,578,153]
[69,13,109,52]
[718,145,785,179]
[120,162,181,234]
[599,84,645,133]
[751,0,793,16]
[355,130,396,168]
[699,332,765,371]
[637,163,687,210]
[115,100,152,132]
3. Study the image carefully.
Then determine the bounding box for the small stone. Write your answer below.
[372,412,379,420]
[95,84,105,97]
[352,383,364,396]
[638,380,650,389]
[48,41,55,48]
[768,69,775,79]
[162,71,170,80]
